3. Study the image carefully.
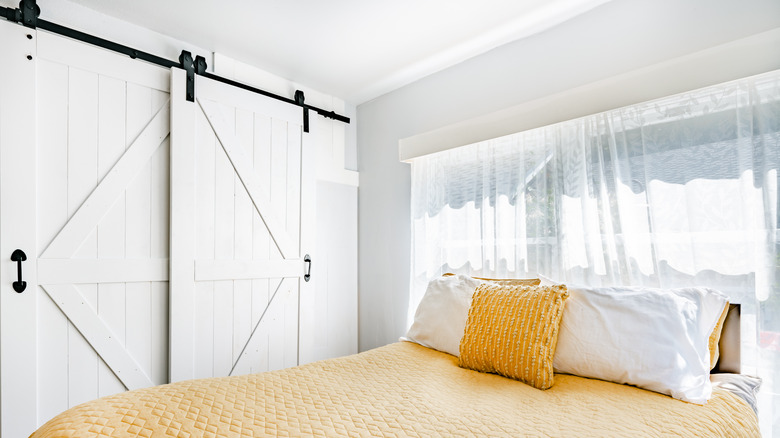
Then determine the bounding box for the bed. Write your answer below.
[31,282,760,437]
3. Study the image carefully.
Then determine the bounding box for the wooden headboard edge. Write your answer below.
[712,303,741,374]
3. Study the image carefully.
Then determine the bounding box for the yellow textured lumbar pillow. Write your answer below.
[709,302,730,369]
[458,283,569,390]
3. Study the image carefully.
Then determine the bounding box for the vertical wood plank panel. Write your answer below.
[67,67,99,407]
[97,74,127,397]
[35,59,70,422]
[213,105,236,377]
[36,60,69,257]
[267,279,287,372]
[194,106,216,379]
[66,290,99,407]
[37,291,69,425]
[234,108,254,262]
[151,87,170,385]
[284,284,299,368]
[232,108,253,375]
[251,114,272,373]
[269,119,288,262]
[150,282,168,385]
[269,118,293,372]
[125,83,153,380]
[253,289,271,374]
[68,67,99,264]
[193,287,214,379]
[214,104,236,260]
[151,89,170,260]
[286,125,302,255]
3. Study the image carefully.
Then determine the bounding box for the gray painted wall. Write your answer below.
[356,0,780,351]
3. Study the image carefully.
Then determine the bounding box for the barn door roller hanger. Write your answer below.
[0,0,347,133]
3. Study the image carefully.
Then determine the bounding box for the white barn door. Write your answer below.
[169,68,315,381]
[0,21,171,437]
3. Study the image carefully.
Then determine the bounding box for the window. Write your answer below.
[410,70,780,435]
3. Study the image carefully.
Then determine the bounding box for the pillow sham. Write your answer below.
[459,283,569,390]
[537,274,558,286]
[552,286,728,404]
[403,275,540,357]
[538,275,730,372]
[402,274,482,356]
[708,302,730,369]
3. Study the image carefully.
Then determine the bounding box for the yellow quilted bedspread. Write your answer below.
[31,342,759,437]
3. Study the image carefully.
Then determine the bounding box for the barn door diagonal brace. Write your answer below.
[228,278,286,376]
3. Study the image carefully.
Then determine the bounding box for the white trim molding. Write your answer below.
[399,28,780,162]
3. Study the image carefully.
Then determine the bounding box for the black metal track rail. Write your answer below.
[200,72,349,123]
[0,3,350,125]
[37,18,180,70]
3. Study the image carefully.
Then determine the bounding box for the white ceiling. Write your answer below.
[65,0,611,104]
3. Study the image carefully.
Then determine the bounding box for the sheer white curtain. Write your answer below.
[410,70,780,433]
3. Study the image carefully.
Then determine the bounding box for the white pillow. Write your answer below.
[401,275,481,357]
[710,374,762,414]
[538,274,559,286]
[553,285,728,404]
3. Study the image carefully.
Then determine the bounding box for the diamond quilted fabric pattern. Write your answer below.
[31,342,759,437]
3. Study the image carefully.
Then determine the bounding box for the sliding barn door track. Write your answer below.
[0,0,349,132]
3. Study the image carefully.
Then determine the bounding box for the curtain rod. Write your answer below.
[0,1,351,126]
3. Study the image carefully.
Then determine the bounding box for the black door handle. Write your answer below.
[304,254,311,282]
[11,249,27,293]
